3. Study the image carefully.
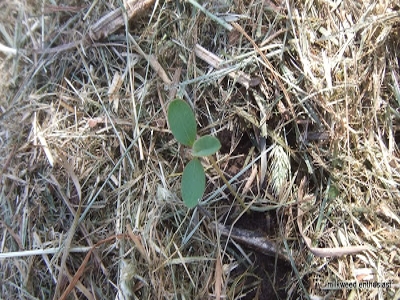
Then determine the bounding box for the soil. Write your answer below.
[214,128,295,299]
[227,211,294,300]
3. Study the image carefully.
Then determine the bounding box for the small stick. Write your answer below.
[210,221,289,261]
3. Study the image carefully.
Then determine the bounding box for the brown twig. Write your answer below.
[210,221,289,261]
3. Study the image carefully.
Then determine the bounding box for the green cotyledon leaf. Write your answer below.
[181,158,205,208]
[192,135,221,157]
[167,99,197,147]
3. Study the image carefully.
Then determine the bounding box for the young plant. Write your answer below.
[167,99,221,208]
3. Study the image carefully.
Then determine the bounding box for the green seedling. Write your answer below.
[168,99,221,208]
[168,99,246,209]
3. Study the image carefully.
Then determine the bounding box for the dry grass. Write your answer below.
[1,0,399,299]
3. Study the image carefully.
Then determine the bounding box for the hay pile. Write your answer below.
[1,0,399,299]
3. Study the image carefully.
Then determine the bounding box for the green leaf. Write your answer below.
[167,99,197,147]
[181,158,205,208]
[192,135,221,157]
[328,185,339,200]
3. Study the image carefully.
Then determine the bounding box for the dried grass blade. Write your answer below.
[297,177,370,257]
[37,130,54,167]
[241,165,258,195]
[126,224,150,263]
[53,155,82,299]
[231,22,296,119]
[194,44,257,89]
[59,234,127,300]
[214,253,222,300]
[0,247,92,259]
[0,42,17,55]
[186,0,233,31]
[0,221,23,250]
[64,269,94,300]
[172,242,196,288]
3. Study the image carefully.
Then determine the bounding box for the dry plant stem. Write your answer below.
[0,247,92,259]
[209,155,246,209]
